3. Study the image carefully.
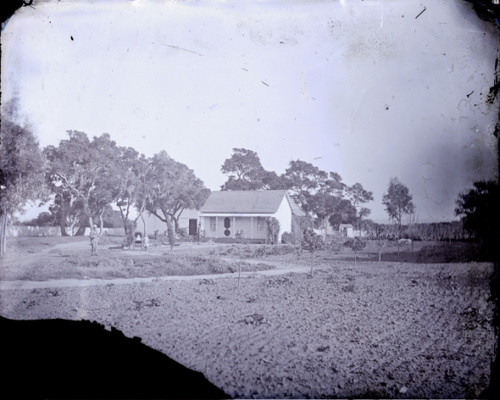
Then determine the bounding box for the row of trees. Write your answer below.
[219,148,498,247]
[219,148,374,237]
[1,103,496,256]
[44,132,210,243]
[220,148,422,242]
[0,101,210,255]
[363,221,469,242]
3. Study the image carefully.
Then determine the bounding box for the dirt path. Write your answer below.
[0,259,314,290]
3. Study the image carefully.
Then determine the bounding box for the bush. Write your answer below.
[281,231,295,245]
[301,229,324,252]
[209,244,296,258]
[343,237,367,253]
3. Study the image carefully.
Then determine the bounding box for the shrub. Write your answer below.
[281,231,295,245]
[301,229,324,252]
[343,237,367,266]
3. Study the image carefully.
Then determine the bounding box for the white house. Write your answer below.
[199,190,305,243]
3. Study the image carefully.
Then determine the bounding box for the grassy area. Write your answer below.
[3,236,490,282]
[3,251,275,281]
[206,240,489,264]
[7,235,88,254]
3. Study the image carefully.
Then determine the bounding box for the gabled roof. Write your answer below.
[200,190,304,216]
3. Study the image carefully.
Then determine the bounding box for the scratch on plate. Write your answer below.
[165,44,203,56]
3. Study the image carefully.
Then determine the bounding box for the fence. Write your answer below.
[8,226,125,237]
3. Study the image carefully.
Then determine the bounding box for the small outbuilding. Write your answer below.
[199,190,305,243]
[339,223,355,238]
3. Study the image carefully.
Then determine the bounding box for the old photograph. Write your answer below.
[1,0,499,398]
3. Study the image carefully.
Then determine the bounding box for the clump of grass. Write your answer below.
[13,253,276,282]
[210,244,296,259]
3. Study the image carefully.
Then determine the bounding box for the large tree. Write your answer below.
[221,148,286,190]
[114,148,153,236]
[283,160,330,212]
[44,131,122,234]
[382,177,416,235]
[455,180,499,245]
[284,160,353,235]
[0,103,46,256]
[347,182,374,234]
[146,151,210,248]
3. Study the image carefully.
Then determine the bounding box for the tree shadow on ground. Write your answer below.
[1,316,229,399]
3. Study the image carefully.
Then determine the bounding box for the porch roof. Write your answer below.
[200,190,304,215]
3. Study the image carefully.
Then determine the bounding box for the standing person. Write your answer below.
[143,234,149,251]
[89,225,100,255]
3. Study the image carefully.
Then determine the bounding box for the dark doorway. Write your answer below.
[188,219,197,236]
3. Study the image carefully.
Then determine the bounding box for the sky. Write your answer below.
[1,0,499,223]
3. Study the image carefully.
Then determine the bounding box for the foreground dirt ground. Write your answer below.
[0,253,494,398]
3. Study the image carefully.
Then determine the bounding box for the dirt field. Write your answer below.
[0,237,496,398]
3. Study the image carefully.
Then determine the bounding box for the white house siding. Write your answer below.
[177,208,199,233]
[201,215,269,241]
[140,209,199,236]
[273,196,293,240]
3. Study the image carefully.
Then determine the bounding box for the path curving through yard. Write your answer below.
[0,260,314,290]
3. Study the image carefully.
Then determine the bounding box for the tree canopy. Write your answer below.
[455,180,499,245]
[44,131,122,232]
[382,177,416,232]
[221,148,285,190]
[146,151,210,248]
[1,102,46,255]
[220,149,368,233]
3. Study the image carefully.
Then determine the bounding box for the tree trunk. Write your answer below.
[98,212,104,235]
[140,213,146,238]
[59,199,68,236]
[119,205,129,236]
[68,218,78,236]
[166,216,175,250]
[0,213,8,257]
[75,225,86,236]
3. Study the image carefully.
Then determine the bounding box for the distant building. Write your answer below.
[199,190,305,243]
[339,223,355,238]
[338,223,368,238]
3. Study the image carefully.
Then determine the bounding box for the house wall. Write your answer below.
[139,209,199,236]
[201,215,268,240]
[273,196,293,240]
